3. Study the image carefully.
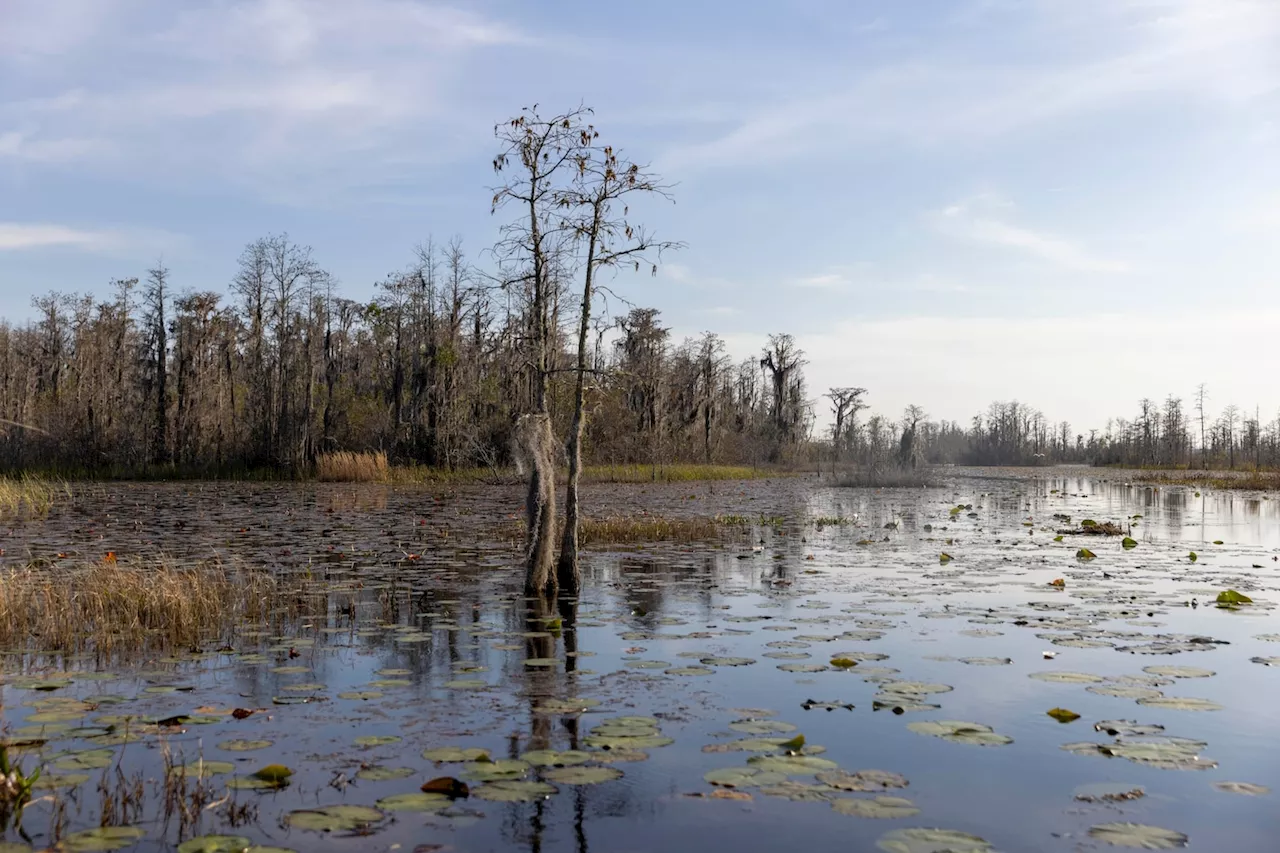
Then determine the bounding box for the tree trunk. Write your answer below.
[558,226,598,595]
[519,413,558,597]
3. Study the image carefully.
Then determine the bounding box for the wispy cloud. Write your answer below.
[790,273,852,290]
[0,223,119,251]
[935,197,1131,273]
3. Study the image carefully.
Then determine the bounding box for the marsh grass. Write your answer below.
[581,464,772,483]
[1134,470,1280,492]
[500,514,738,545]
[316,451,391,483]
[0,558,301,655]
[0,475,67,518]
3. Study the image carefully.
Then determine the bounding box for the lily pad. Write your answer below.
[374,792,451,812]
[471,779,556,802]
[543,766,623,785]
[56,827,147,852]
[1212,781,1269,796]
[875,828,992,853]
[831,796,919,818]
[285,805,386,832]
[907,720,1013,746]
[176,836,252,853]
[746,754,839,775]
[53,748,116,770]
[700,657,756,667]
[422,747,490,763]
[356,766,416,782]
[729,719,797,735]
[521,749,594,767]
[1074,782,1145,802]
[1030,671,1104,684]
[460,759,530,782]
[252,764,293,783]
[1135,697,1222,712]
[1047,708,1081,723]
[217,739,272,752]
[704,766,789,788]
[1087,822,1188,849]
[816,769,908,791]
[354,735,402,747]
[1142,666,1214,679]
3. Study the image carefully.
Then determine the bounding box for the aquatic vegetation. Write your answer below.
[315,451,391,482]
[0,474,67,519]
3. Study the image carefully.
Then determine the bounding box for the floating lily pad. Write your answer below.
[779,663,830,673]
[354,735,402,747]
[534,697,601,715]
[33,772,91,790]
[356,766,416,782]
[521,750,593,767]
[54,748,116,770]
[460,759,530,782]
[700,657,756,667]
[375,792,450,812]
[1088,685,1164,700]
[1212,781,1269,796]
[471,780,556,802]
[1047,708,1081,723]
[422,747,490,763]
[666,666,716,676]
[907,720,1012,746]
[816,769,908,791]
[177,836,252,853]
[443,679,487,690]
[875,828,992,853]
[704,766,789,788]
[337,691,383,701]
[1030,671,1104,684]
[182,760,236,777]
[285,805,386,832]
[56,826,146,851]
[729,719,797,735]
[746,754,839,775]
[1135,697,1222,712]
[1087,822,1188,849]
[1142,666,1214,679]
[832,795,919,818]
[252,764,294,783]
[543,766,623,785]
[880,681,952,695]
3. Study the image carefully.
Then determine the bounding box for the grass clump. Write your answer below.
[0,474,67,518]
[0,558,291,656]
[1134,470,1280,492]
[316,451,391,483]
[582,464,773,483]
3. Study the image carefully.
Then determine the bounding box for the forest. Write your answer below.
[2,110,1279,480]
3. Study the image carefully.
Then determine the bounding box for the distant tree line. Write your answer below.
[0,237,822,476]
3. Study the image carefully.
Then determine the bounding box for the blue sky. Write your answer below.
[2,0,1278,431]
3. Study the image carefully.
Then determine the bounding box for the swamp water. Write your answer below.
[2,470,1279,852]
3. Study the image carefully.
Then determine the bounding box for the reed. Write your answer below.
[315,451,391,483]
[0,474,67,518]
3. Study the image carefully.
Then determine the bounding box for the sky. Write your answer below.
[2,0,1278,434]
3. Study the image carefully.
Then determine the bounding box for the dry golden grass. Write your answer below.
[500,514,734,545]
[1134,470,1280,492]
[0,558,292,655]
[316,451,391,482]
[0,474,67,517]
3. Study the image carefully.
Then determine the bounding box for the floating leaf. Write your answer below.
[460,759,530,782]
[1212,781,1269,796]
[217,739,272,752]
[1142,666,1214,679]
[1074,782,1145,803]
[1136,697,1222,712]
[1188,551,1197,562]
[1215,589,1252,605]
[875,828,992,853]
[832,796,919,818]
[471,780,556,802]
[704,766,789,788]
[176,836,252,853]
[1077,549,1096,561]
[252,764,293,783]
[729,719,797,735]
[422,747,490,763]
[1122,537,1138,549]
[56,827,147,852]
[375,792,450,813]
[1047,708,1081,723]
[907,720,1012,746]
[816,769,908,791]
[354,735,402,747]
[1087,822,1188,849]
[544,766,623,785]
[700,657,756,667]
[829,657,858,669]
[356,766,415,782]
[746,754,839,775]
[1029,671,1103,684]
[285,805,386,832]
[939,553,952,564]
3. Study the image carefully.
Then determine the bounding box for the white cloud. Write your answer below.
[935,197,1131,273]
[0,223,118,251]
[791,273,852,290]
[662,0,1280,171]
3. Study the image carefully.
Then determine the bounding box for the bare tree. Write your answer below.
[557,122,681,593]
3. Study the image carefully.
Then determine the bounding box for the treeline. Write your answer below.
[0,238,816,476]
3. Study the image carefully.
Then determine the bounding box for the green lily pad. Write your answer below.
[1029,671,1104,683]
[355,766,416,781]
[1135,697,1222,712]
[746,754,839,775]
[252,764,294,782]
[1212,781,1269,795]
[832,795,919,818]
[875,828,992,853]
[729,719,797,735]
[700,657,756,667]
[227,776,289,790]
[1122,537,1138,549]
[182,760,236,777]
[666,666,716,676]
[907,720,1013,746]
[337,691,384,701]
[879,681,952,695]
[704,767,789,788]
[534,697,601,715]
[816,769,908,791]
[1087,822,1188,849]
[460,759,530,782]
[543,766,624,785]
[471,780,556,802]
[422,747,490,763]
[33,772,92,790]
[374,792,451,812]
[55,826,146,851]
[53,748,116,770]
[176,835,252,853]
[285,805,386,832]
[354,735,402,747]
[443,679,487,690]
[1142,666,1214,679]
[1077,548,1097,560]
[520,750,593,767]
[1047,708,1081,723]
[1215,590,1252,605]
